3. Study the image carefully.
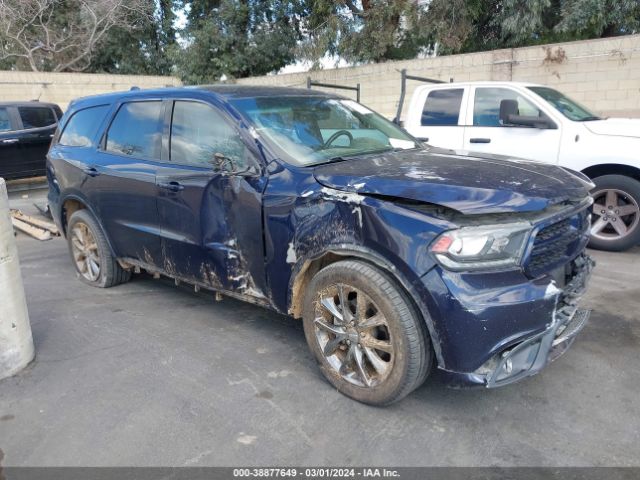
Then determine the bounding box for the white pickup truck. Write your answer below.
[401,81,640,251]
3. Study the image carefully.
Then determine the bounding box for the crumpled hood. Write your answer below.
[313,147,591,214]
[583,118,640,139]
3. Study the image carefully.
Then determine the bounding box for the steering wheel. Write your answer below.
[323,130,353,148]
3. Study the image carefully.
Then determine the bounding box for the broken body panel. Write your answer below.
[47,86,593,387]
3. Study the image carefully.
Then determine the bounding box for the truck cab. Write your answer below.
[403,81,640,251]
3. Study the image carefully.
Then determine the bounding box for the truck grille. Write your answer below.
[525,209,590,278]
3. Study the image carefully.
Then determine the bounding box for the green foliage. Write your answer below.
[174,0,306,84]
[424,0,638,54]
[88,0,177,75]
[301,0,433,64]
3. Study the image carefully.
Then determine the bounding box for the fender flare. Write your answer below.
[288,244,445,366]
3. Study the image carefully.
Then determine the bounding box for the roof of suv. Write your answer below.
[69,84,339,110]
[73,85,338,109]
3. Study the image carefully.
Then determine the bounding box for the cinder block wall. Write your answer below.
[0,71,181,110]
[238,34,640,120]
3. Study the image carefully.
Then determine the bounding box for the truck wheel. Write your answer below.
[302,260,432,405]
[589,175,640,251]
[67,209,131,288]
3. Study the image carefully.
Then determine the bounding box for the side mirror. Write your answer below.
[499,98,556,129]
[209,151,260,177]
[506,114,557,129]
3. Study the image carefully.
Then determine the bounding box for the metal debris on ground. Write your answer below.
[10,209,60,241]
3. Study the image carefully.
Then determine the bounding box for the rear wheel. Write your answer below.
[589,175,640,251]
[67,209,131,288]
[302,260,432,406]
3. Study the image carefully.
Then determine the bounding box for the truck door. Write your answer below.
[405,86,467,149]
[463,87,561,163]
[155,99,268,299]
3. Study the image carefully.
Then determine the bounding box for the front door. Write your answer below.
[462,87,562,164]
[156,99,267,299]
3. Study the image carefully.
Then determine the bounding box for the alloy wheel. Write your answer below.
[314,283,394,388]
[590,188,640,242]
[70,222,101,282]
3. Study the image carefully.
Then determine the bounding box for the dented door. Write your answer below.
[155,100,268,300]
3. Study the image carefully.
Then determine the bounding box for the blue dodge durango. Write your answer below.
[47,86,594,405]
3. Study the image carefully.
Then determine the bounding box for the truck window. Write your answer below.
[0,108,11,132]
[18,106,56,129]
[106,101,163,159]
[473,88,542,127]
[58,105,110,147]
[421,89,464,126]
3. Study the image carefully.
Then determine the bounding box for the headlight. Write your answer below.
[430,222,531,271]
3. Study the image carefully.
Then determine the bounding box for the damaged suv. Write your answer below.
[47,86,594,405]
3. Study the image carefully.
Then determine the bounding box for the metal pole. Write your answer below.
[0,178,34,380]
[394,69,407,124]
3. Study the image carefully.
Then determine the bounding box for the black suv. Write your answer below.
[47,86,594,405]
[0,101,63,180]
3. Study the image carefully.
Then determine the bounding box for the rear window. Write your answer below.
[421,89,464,126]
[106,101,163,159]
[18,106,56,129]
[59,105,110,147]
[0,108,10,132]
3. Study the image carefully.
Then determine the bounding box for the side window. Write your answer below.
[170,101,245,168]
[106,101,163,159]
[0,108,11,132]
[421,89,464,126]
[473,88,543,127]
[18,107,56,129]
[58,105,110,147]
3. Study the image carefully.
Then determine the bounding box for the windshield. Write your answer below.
[528,86,601,122]
[229,96,419,166]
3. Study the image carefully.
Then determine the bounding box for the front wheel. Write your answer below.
[302,260,432,406]
[589,175,640,251]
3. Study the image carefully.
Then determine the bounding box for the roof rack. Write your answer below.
[394,69,454,124]
[307,77,361,102]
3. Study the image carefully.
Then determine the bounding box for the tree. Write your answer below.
[301,0,432,64]
[88,0,177,75]
[174,0,306,84]
[0,0,152,72]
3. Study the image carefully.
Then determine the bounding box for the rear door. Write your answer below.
[0,106,22,179]
[462,86,561,163]
[155,98,268,298]
[405,86,467,148]
[15,105,58,177]
[89,100,165,265]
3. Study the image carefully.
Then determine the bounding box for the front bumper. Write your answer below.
[425,254,594,388]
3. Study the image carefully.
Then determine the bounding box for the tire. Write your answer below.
[67,209,131,288]
[589,175,640,252]
[302,260,432,406]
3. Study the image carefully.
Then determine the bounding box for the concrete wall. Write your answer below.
[237,34,640,120]
[0,71,181,110]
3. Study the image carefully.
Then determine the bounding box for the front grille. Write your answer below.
[525,209,589,278]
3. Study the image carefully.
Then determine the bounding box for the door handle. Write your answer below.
[82,166,100,177]
[1,138,18,144]
[469,138,491,144]
[158,181,184,192]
